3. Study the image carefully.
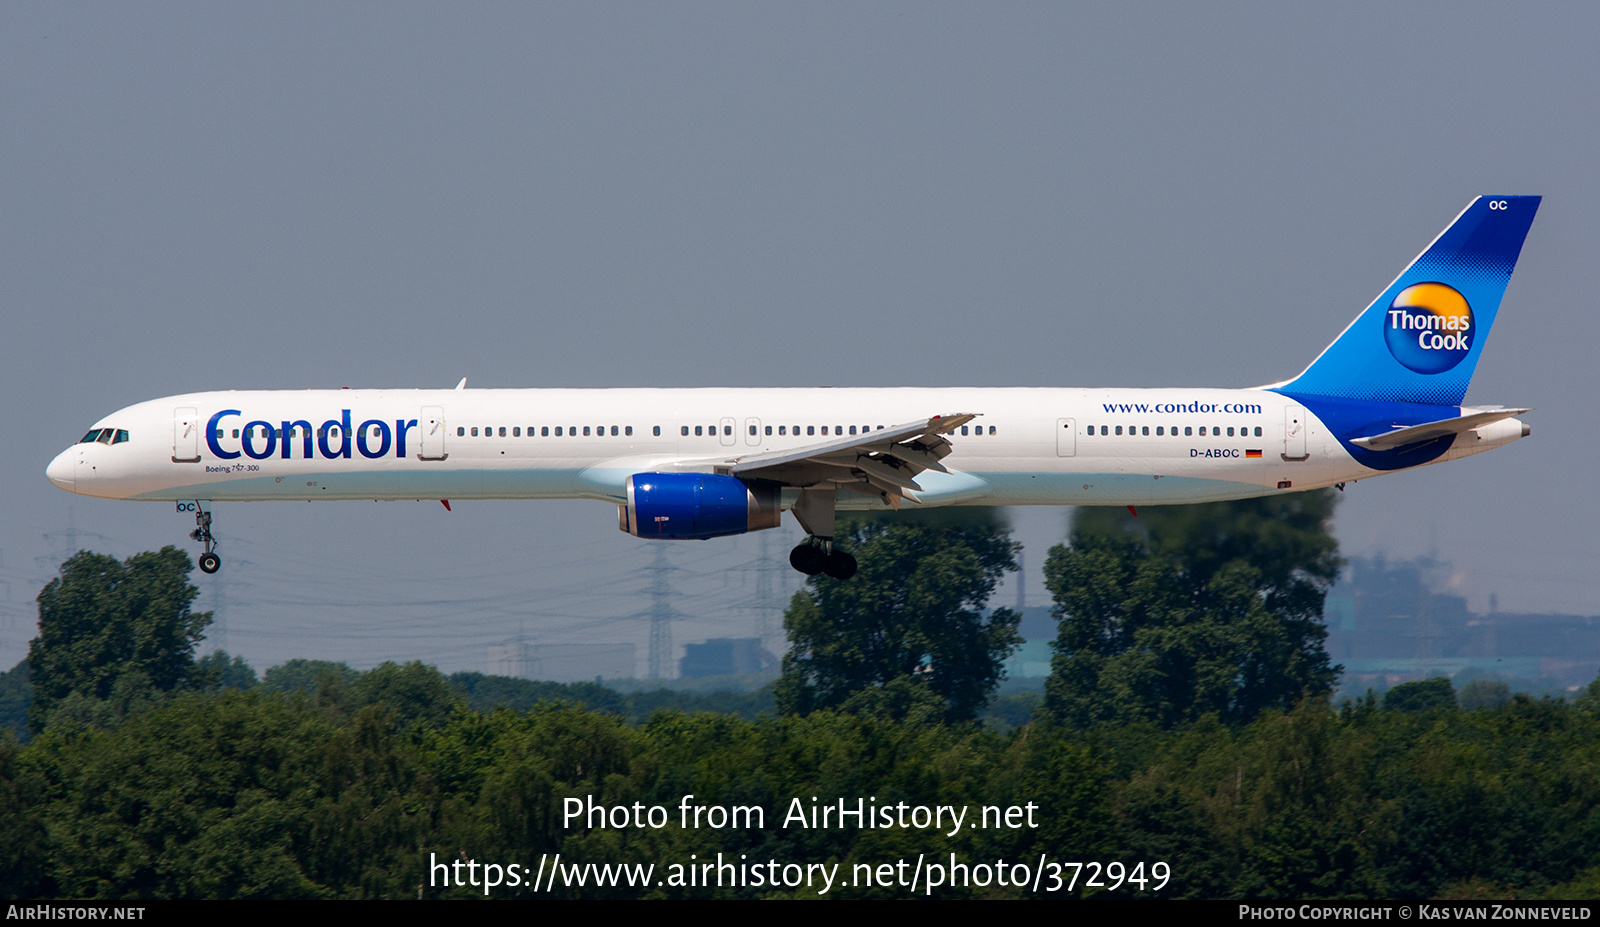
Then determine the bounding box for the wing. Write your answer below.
[1349,406,1532,450]
[722,413,978,507]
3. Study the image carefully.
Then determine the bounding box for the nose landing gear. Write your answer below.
[188,501,221,574]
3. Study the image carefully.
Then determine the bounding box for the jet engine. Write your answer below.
[618,473,781,539]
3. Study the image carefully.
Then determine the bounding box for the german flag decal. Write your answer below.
[1245,449,1263,458]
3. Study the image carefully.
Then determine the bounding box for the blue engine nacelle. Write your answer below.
[618,473,782,539]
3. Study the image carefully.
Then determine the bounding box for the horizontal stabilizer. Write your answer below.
[1350,407,1530,450]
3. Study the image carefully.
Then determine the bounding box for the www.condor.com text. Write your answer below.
[430,852,1171,896]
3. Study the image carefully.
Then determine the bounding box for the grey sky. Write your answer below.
[2,4,1595,674]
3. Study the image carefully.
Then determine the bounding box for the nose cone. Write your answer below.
[46,448,77,493]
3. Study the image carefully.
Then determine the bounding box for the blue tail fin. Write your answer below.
[1277,196,1540,406]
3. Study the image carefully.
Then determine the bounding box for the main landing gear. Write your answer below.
[786,486,856,579]
[790,539,857,580]
[189,501,221,574]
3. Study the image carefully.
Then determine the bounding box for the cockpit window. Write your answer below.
[113,430,130,444]
[80,429,103,443]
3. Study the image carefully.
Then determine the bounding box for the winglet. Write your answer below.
[454,378,467,390]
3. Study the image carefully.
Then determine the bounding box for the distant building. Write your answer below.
[1005,606,1057,679]
[487,642,637,683]
[1327,555,1600,690]
[680,638,776,679]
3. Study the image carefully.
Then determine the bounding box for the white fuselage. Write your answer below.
[46,386,1525,510]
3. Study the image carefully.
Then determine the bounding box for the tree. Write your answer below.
[1040,491,1342,729]
[194,651,258,690]
[775,508,1022,723]
[29,547,212,734]
[1383,677,1457,712]
[259,659,360,695]
[1458,678,1511,711]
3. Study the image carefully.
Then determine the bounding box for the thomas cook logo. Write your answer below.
[1384,282,1474,374]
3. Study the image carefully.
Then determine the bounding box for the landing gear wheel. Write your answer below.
[823,549,857,581]
[189,502,220,573]
[790,543,826,576]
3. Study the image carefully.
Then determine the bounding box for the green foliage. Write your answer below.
[0,734,47,896]
[776,509,1022,723]
[31,691,436,898]
[1572,670,1600,713]
[29,548,213,735]
[345,661,464,731]
[4,664,1600,898]
[1041,492,1342,729]
[194,651,257,690]
[1459,679,1512,711]
[1384,677,1458,712]
[450,671,630,715]
[448,672,776,721]
[0,661,30,741]
[259,659,360,694]
[983,690,1042,732]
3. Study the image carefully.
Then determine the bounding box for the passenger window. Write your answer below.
[807,426,815,436]
[989,426,996,435]
[513,427,521,437]
[1228,427,1235,437]
[1185,426,1193,436]
[1115,426,1122,435]
[765,425,772,435]
[541,427,549,436]
[1255,426,1263,437]
[624,426,632,436]
[1156,426,1164,436]
[457,427,465,436]
[555,427,563,436]
[611,425,619,436]
[695,426,703,436]
[581,426,589,436]
[961,426,969,435]
[849,425,857,435]
[822,426,829,435]
[779,426,787,435]
[750,425,757,436]
[1142,426,1149,436]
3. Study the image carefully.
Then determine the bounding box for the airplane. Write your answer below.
[46,195,1540,581]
